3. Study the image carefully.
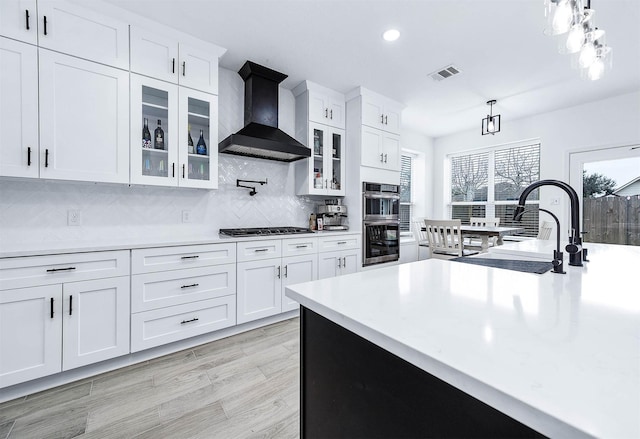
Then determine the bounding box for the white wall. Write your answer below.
[0,67,317,249]
[432,90,640,238]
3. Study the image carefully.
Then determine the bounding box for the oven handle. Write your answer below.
[364,220,400,226]
[364,216,399,223]
[362,193,400,200]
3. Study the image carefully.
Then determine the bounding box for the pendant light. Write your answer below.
[481,100,501,136]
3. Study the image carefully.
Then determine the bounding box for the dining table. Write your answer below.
[459,225,525,252]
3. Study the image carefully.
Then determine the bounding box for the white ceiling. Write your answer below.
[104,0,640,138]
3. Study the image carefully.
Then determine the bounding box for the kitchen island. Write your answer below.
[285,242,640,438]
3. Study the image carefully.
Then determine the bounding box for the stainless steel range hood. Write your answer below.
[218,61,311,163]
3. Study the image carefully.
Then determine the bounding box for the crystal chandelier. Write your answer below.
[544,0,612,80]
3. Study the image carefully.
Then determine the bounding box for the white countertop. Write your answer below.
[285,241,640,438]
[0,230,359,258]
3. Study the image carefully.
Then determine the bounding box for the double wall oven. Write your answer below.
[362,182,400,266]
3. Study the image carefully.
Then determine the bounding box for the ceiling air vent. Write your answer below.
[429,65,461,81]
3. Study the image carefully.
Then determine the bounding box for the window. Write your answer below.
[449,143,540,236]
[399,154,413,232]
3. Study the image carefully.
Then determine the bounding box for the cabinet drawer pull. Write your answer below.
[277,266,281,279]
[69,295,73,316]
[337,258,342,268]
[46,266,76,272]
[337,241,347,245]
[25,10,30,30]
[50,297,54,319]
[181,255,199,259]
[172,58,175,74]
[325,108,328,118]
[254,248,269,252]
[380,153,384,163]
[180,283,199,289]
[43,15,47,36]
[380,114,384,124]
[296,245,308,248]
[330,109,333,120]
[384,153,388,163]
[385,115,388,125]
[180,317,199,324]
[27,147,32,166]
[182,61,186,76]
[284,265,288,278]
[45,149,49,167]
[342,257,347,267]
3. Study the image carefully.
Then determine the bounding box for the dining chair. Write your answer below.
[466,217,500,247]
[412,218,430,260]
[424,219,479,259]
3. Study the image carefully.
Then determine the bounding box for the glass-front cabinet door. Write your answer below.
[178,88,218,189]
[130,74,178,186]
[305,122,344,196]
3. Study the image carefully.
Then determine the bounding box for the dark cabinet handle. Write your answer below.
[181,317,199,324]
[172,162,175,178]
[25,10,30,30]
[182,61,186,76]
[380,153,384,163]
[181,255,199,259]
[172,58,175,73]
[296,245,308,248]
[325,108,328,118]
[384,153,388,163]
[182,163,185,178]
[330,109,333,120]
[254,248,269,252]
[277,266,281,279]
[46,266,76,272]
[284,265,288,278]
[337,241,347,245]
[385,115,388,125]
[50,297,54,318]
[342,257,347,267]
[180,283,199,289]
[43,16,47,35]
[27,147,32,166]
[45,149,49,167]
[69,295,73,316]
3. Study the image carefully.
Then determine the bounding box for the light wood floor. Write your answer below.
[0,317,300,439]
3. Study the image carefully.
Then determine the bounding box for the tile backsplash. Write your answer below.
[0,155,317,248]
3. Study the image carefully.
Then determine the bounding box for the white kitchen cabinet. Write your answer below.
[130,243,237,352]
[361,93,402,134]
[62,276,130,370]
[0,37,38,178]
[0,0,38,44]
[361,126,401,172]
[293,80,345,129]
[295,122,345,196]
[0,284,62,388]
[38,49,129,184]
[37,0,129,69]
[281,253,316,312]
[130,25,224,94]
[317,234,361,279]
[0,250,131,388]
[130,74,218,188]
[236,257,282,324]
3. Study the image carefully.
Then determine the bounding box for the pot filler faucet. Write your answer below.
[513,179,586,267]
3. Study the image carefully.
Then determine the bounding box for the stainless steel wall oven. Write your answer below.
[362,182,400,266]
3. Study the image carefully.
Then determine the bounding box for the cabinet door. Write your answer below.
[178,88,218,188]
[362,97,385,129]
[382,132,401,171]
[308,92,344,129]
[282,254,316,312]
[62,276,130,370]
[130,25,179,83]
[326,97,345,129]
[236,259,281,324]
[382,102,402,134]
[178,42,219,94]
[326,127,345,195]
[318,252,340,280]
[361,126,384,169]
[0,37,38,178]
[39,50,129,184]
[37,0,129,69]
[308,123,329,195]
[130,74,178,186]
[341,250,359,276]
[0,284,62,388]
[0,0,38,44]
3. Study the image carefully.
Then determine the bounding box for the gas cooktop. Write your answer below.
[219,227,313,237]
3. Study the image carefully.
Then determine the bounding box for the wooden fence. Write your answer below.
[583,196,640,246]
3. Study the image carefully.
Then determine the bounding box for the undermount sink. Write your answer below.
[450,257,553,274]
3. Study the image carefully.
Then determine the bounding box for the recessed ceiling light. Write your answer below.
[382,29,400,42]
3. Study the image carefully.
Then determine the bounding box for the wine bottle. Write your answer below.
[196,129,207,155]
[142,118,152,149]
[187,124,194,154]
[154,119,165,150]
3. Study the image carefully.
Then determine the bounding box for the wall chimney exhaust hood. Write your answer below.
[218,61,311,162]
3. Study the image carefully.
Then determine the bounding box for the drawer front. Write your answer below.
[282,236,318,257]
[318,234,361,252]
[236,240,282,262]
[131,296,236,352]
[131,243,236,274]
[131,264,236,313]
[0,250,130,290]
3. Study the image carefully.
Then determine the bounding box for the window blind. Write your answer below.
[400,155,412,231]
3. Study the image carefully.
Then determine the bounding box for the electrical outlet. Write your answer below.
[550,197,560,205]
[182,210,192,223]
[67,209,82,226]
